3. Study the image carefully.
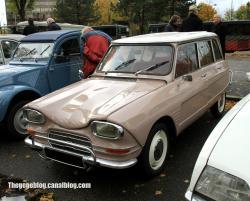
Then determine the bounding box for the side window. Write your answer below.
[197,41,214,67]
[56,38,80,63]
[212,39,223,61]
[1,40,18,59]
[175,43,198,78]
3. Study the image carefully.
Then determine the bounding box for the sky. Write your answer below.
[196,0,250,16]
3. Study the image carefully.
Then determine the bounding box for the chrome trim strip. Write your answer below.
[25,136,137,169]
[49,132,91,145]
[229,70,233,84]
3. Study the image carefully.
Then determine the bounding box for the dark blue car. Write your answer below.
[0,30,82,139]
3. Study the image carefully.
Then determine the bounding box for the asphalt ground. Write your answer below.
[226,54,250,98]
[0,112,222,201]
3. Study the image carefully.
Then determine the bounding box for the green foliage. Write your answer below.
[7,0,35,20]
[54,0,100,24]
[113,0,195,34]
[235,2,250,20]
[224,9,235,20]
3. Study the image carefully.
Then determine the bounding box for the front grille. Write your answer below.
[48,130,92,156]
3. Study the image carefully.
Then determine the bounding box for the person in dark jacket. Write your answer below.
[181,5,203,32]
[81,26,112,78]
[23,18,37,35]
[165,15,182,32]
[47,18,61,31]
[212,14,226,57]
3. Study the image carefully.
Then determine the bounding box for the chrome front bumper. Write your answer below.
[25,135,137,169]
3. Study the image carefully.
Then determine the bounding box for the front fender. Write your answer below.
[0,85,42,122]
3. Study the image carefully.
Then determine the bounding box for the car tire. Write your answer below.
[139,123,170,177]
[5,100,30,140]
[211,92,226,118]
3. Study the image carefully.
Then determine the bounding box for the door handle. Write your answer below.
[201,73,207,78]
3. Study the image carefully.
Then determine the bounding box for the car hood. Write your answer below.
[207,96,250,185]
[0,64,45,85]
[28,78,165,129]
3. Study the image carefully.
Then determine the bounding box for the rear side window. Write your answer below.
[175,43,198,78]
[212,39,223,61]
[197,41,214,67]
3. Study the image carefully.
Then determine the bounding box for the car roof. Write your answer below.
[21,30,80,42]
[113,31,217,44]
[0,34,25,41]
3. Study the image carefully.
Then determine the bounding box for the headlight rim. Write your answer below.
[24,108,46,124]
[90,120,124,140]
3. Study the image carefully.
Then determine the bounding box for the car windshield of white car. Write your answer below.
[13,42,54,62]
[98,45,173,76]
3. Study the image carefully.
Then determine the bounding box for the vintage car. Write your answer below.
[0,30,82,139]
[24,32,229,176]
[0,34,24,65]
[185,94,250,201]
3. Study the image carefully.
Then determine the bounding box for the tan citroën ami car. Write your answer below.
[24,32,229,177]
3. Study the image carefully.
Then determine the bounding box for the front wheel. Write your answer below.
[5,100,30,140]
[140,123,170,177]
[211,92,226,118]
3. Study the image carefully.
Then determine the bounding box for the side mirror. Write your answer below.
[182,74,192,82]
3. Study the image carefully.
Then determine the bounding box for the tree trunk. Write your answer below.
[14,0,26,21]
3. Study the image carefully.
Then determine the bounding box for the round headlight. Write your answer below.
[24,109,46,124]
[194,166,250,201]
[91,121,123,139]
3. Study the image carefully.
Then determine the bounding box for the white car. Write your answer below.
[185,94,250,201]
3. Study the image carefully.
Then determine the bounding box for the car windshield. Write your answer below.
[13,42,54,62]
[98,45,173,76]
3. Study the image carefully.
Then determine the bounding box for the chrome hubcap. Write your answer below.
[14,108,28,135]
[149,130,168,170]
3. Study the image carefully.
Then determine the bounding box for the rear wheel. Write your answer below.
[140,123,170,177]
[211,93,226,118]
[5,100,30,140]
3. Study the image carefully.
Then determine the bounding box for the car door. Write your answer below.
[173,42,208,130]
[48,37,81,91]
[205,39,229,103]
[197,39,228,104]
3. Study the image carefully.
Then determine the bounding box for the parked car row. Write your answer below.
[3,30,248,200]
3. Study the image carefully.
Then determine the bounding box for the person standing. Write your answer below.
[47,18,61,31]
[212,14,226,57]
[81,26,112,78]
[165,15,182,32]
[23,18,37,35]
[181,5,203,32]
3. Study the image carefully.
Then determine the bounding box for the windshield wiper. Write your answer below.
[113,59,136,70]
[40,45,51,56]
[24,48,36,57]
[18,48,37,62]
[135,60,169,75]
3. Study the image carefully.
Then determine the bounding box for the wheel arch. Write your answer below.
[7,90,41,111]
[151,116,177,142]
